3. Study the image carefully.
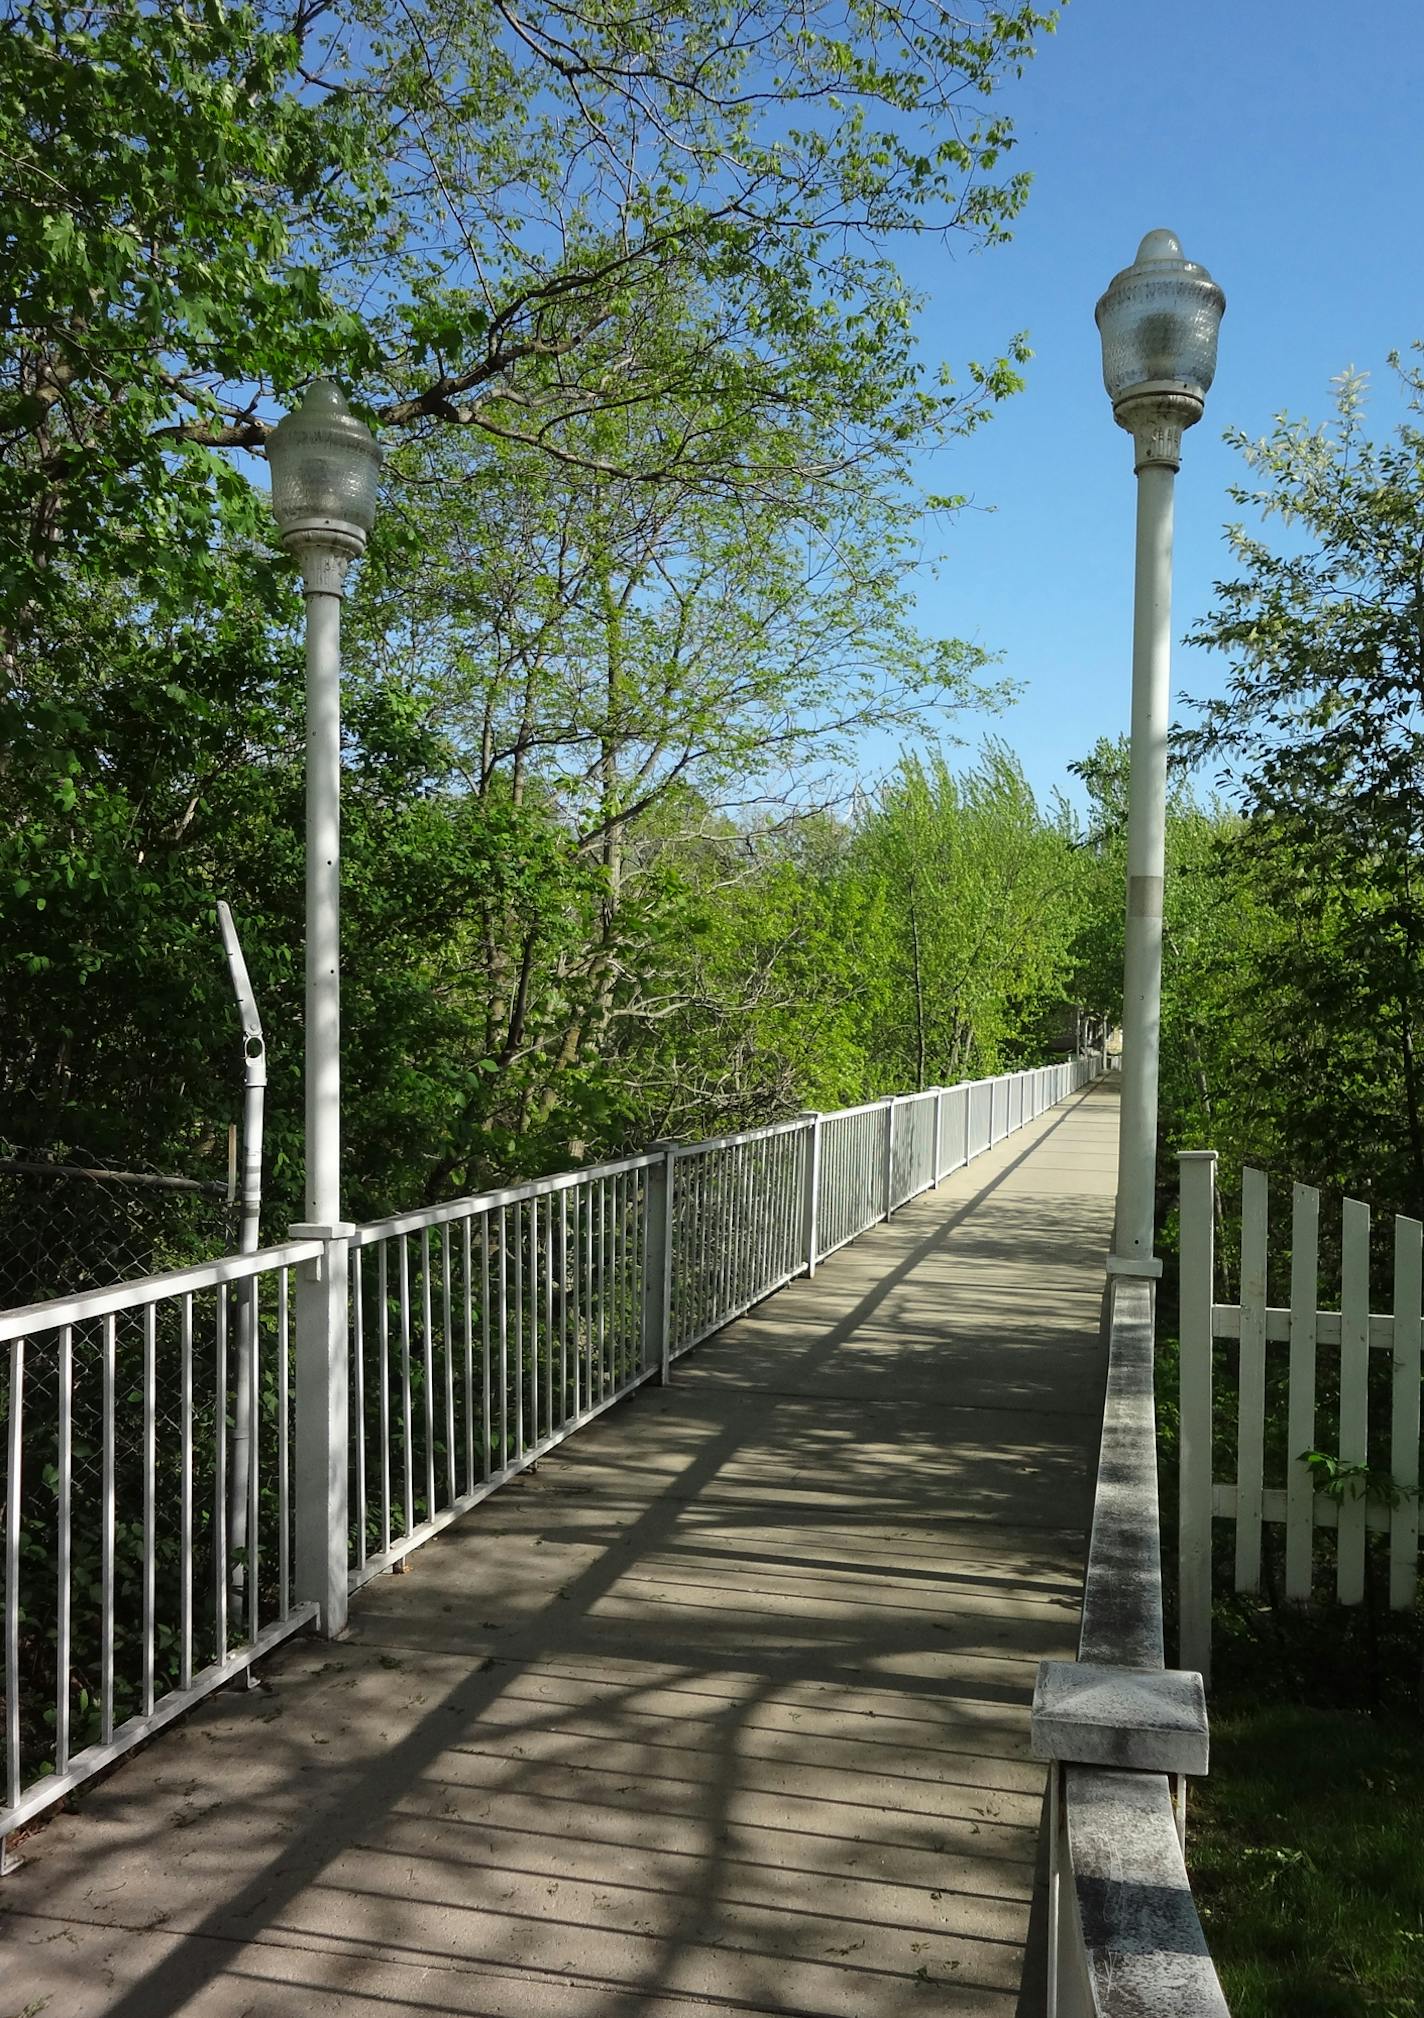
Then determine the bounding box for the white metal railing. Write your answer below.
[3,1055,1097,1845]
[341,1061,1096,1597]
[346,1152,660,1587]
[1179,1153,1423,1682]
[1,1239,321,1842]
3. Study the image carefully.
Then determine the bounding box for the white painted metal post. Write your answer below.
[290,548,354,1637]
[1178,1149,1217,1682]
[294,1235,350,1634]
[267,384,380,1642]
[803,1114,822,1276]
[287,551,352,1637]
[932,1089,944,1185]
[1113,460,1174,1268]
[642,1145,675,1386]
[1097,231,1223,1275]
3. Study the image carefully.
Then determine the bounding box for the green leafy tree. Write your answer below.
[1183,356,1424,1215]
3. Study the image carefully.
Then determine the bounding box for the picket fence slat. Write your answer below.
[1284,1182,1319,1602]
[1389,1216,1422,1610]
[1337,1196,1371,1606]
[1234,1168,1269,1594]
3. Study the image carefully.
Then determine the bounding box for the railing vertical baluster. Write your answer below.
[142,1304,156,1712]
[5,1337,23,1811]
[463,1218,475,1497]
[56,1325,72,1775]
[599,1180,609,1401]
[181,1293,194,1685]
[559,1192,569,1424]
[481,1214,492,1479]
[515,1201,526,1456]
[353,1253,367,1576]
[247,1279,260,1643]
[696,1157,707,1338]
[583,1183,594,1394]
[377,1244,391,1554]
[542,1197,555,1433]
[420,1226,436,1519]
[399,1236,414,1536]
[498,1206,509,1469]
[214,1288,228,1664]
[101,1312,116,1742]
[529,1198,541,1438]
[277,1273,290,1620]
[442,1224,456,1507]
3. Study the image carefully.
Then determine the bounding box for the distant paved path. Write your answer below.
[1,1080,1118,2018]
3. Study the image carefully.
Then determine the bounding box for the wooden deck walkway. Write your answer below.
[0,1079,1118,2018]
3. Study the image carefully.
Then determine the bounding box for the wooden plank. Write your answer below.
[1178,1151,1218,1679]
[1234,1168,1269,1594]
[1389,1215,1422,1610]
[1284,1183,1320,1602]
[1337,1195,1371,1605]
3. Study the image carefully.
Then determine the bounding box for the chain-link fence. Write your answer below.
[0,1145,238,1312]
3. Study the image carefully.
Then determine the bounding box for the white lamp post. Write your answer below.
[266,381,381,1632]
[266,381,382,1228]
[1096,231,1224,1274]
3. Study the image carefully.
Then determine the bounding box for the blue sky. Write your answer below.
[883,0,1424,811]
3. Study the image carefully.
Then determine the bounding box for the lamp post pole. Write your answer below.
[266,381,381,1631]
[1096,231,1224,1275]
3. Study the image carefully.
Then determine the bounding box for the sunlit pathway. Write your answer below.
[0,1080,1118,2018]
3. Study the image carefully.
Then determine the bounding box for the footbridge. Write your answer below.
[1,1069,1225,2014]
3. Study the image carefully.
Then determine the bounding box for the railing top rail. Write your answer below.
[1057,1274,1227,2017]
[0,1237,323,1342]
[349,1149,662,1246]
[1078,1276,1166,1669]
[671,1114,810,1158]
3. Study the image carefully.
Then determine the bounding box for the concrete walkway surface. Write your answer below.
[0,1080,1119,2018]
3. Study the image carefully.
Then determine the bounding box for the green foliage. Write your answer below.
[1178,355,1424,1218]
[1,0,1065,1244]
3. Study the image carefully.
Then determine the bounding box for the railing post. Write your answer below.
[292,1222,353,1637]
[932,1089,944,1185]
[642,1145,676,1386]
[802,1113,822,1276]
[882,1097,896,1220]
[1178,1150,1218,1683]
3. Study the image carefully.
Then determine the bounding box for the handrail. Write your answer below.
[348,1149,662,1246]
[0,1236,323,1342]
[1044,1277,1229,2015]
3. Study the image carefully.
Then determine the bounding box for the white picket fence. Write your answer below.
[1178,1151,1424,1679]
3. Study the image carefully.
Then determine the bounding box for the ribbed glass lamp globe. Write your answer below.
[266,381,382,544]
[1095,229,1225,409]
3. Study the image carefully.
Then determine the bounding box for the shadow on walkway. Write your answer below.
[0,1082,1118,2018]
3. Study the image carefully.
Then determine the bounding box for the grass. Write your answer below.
[1190,1695,1424,2018]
